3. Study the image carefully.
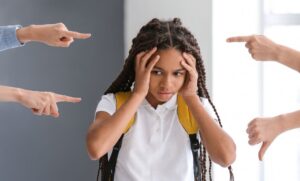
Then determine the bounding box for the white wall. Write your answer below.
[124,0,213,91]
[213,0,262,180]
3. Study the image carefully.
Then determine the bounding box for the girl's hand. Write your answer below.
[133,47,160,97]
[179,52,198,98]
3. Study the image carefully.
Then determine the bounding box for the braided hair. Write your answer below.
[104,18,234,181]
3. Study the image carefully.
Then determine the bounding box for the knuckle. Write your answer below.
[253,35,259,40]
[252,120,259,126]
[41,102,47,108]
[57,22,64,27]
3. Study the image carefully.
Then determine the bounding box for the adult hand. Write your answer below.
[17,23,91,47]
[227,35,279,61]
[18,89,81,117]
[247,116,283,160]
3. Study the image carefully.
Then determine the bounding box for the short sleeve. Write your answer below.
[95,93,116,116]
[200,97,218,120]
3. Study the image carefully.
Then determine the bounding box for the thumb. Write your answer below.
[258,141,272,161]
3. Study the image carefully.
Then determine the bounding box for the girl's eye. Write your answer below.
[151,70,162,75]
[174,72,184,77]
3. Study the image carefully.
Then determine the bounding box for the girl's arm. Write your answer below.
[86,93,144,160]
[180,53,236,167]
[86,48,159,160]
[184,95,236,167]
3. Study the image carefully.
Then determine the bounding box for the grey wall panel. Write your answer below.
[0,0,123,180]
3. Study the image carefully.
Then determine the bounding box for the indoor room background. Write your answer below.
[1,0,300,180]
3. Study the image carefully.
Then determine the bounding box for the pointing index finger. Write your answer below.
[55,94,82,103]
[226,35,252,43]
[63,30,92,39]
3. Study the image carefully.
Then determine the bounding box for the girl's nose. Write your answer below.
[160,75,173,88]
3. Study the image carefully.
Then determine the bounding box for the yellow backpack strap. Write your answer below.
[177,95,198,134]
[115,92,135,133]
[177,95,200,180]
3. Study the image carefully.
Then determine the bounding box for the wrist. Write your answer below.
[131,91,147,100]
[275,114,287,134]
[182,94,199,105]
[16,25,35,44]
[182,93,198,101]
[275,44,286,64]
[12,87,24,103]
[132,86,148,98]
[130,92,146,107]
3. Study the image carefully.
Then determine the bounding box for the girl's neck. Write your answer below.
[145,93,163,109]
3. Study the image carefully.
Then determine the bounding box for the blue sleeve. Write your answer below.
[0,25,24,52]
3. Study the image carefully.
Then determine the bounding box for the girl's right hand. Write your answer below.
[133,47,160,97]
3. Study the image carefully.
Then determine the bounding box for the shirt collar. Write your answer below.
[142,94,177,110]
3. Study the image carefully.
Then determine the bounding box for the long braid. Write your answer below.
[104,18,165,94]
[202,145,205,180]
[169,18,234,180]
[170,19,212,180]
[209,158,213,181]
[99,18,234,181]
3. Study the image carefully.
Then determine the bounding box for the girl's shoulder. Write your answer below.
[100,93,115,100]
[98,91,135,107]
[95,93,116,115]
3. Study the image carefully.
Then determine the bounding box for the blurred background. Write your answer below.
[1,0,300,180]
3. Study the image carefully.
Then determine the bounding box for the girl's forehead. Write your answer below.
[153,48,184,67]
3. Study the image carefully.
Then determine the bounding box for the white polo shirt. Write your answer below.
[96,93,217,181]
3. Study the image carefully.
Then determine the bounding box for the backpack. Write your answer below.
[97,91,201,181]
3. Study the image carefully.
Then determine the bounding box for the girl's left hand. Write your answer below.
[179,52,198,98]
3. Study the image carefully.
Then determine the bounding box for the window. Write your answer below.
[262,1,300,180]
[213,0,300,180]
[213,0,261,180]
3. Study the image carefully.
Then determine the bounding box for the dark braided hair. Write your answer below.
[104,18,234,181]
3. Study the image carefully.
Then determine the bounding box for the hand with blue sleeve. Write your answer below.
[0,22,91,52]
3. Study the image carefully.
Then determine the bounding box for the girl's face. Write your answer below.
[146,48,187,108]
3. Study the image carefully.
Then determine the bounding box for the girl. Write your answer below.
[87,18,236,181]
